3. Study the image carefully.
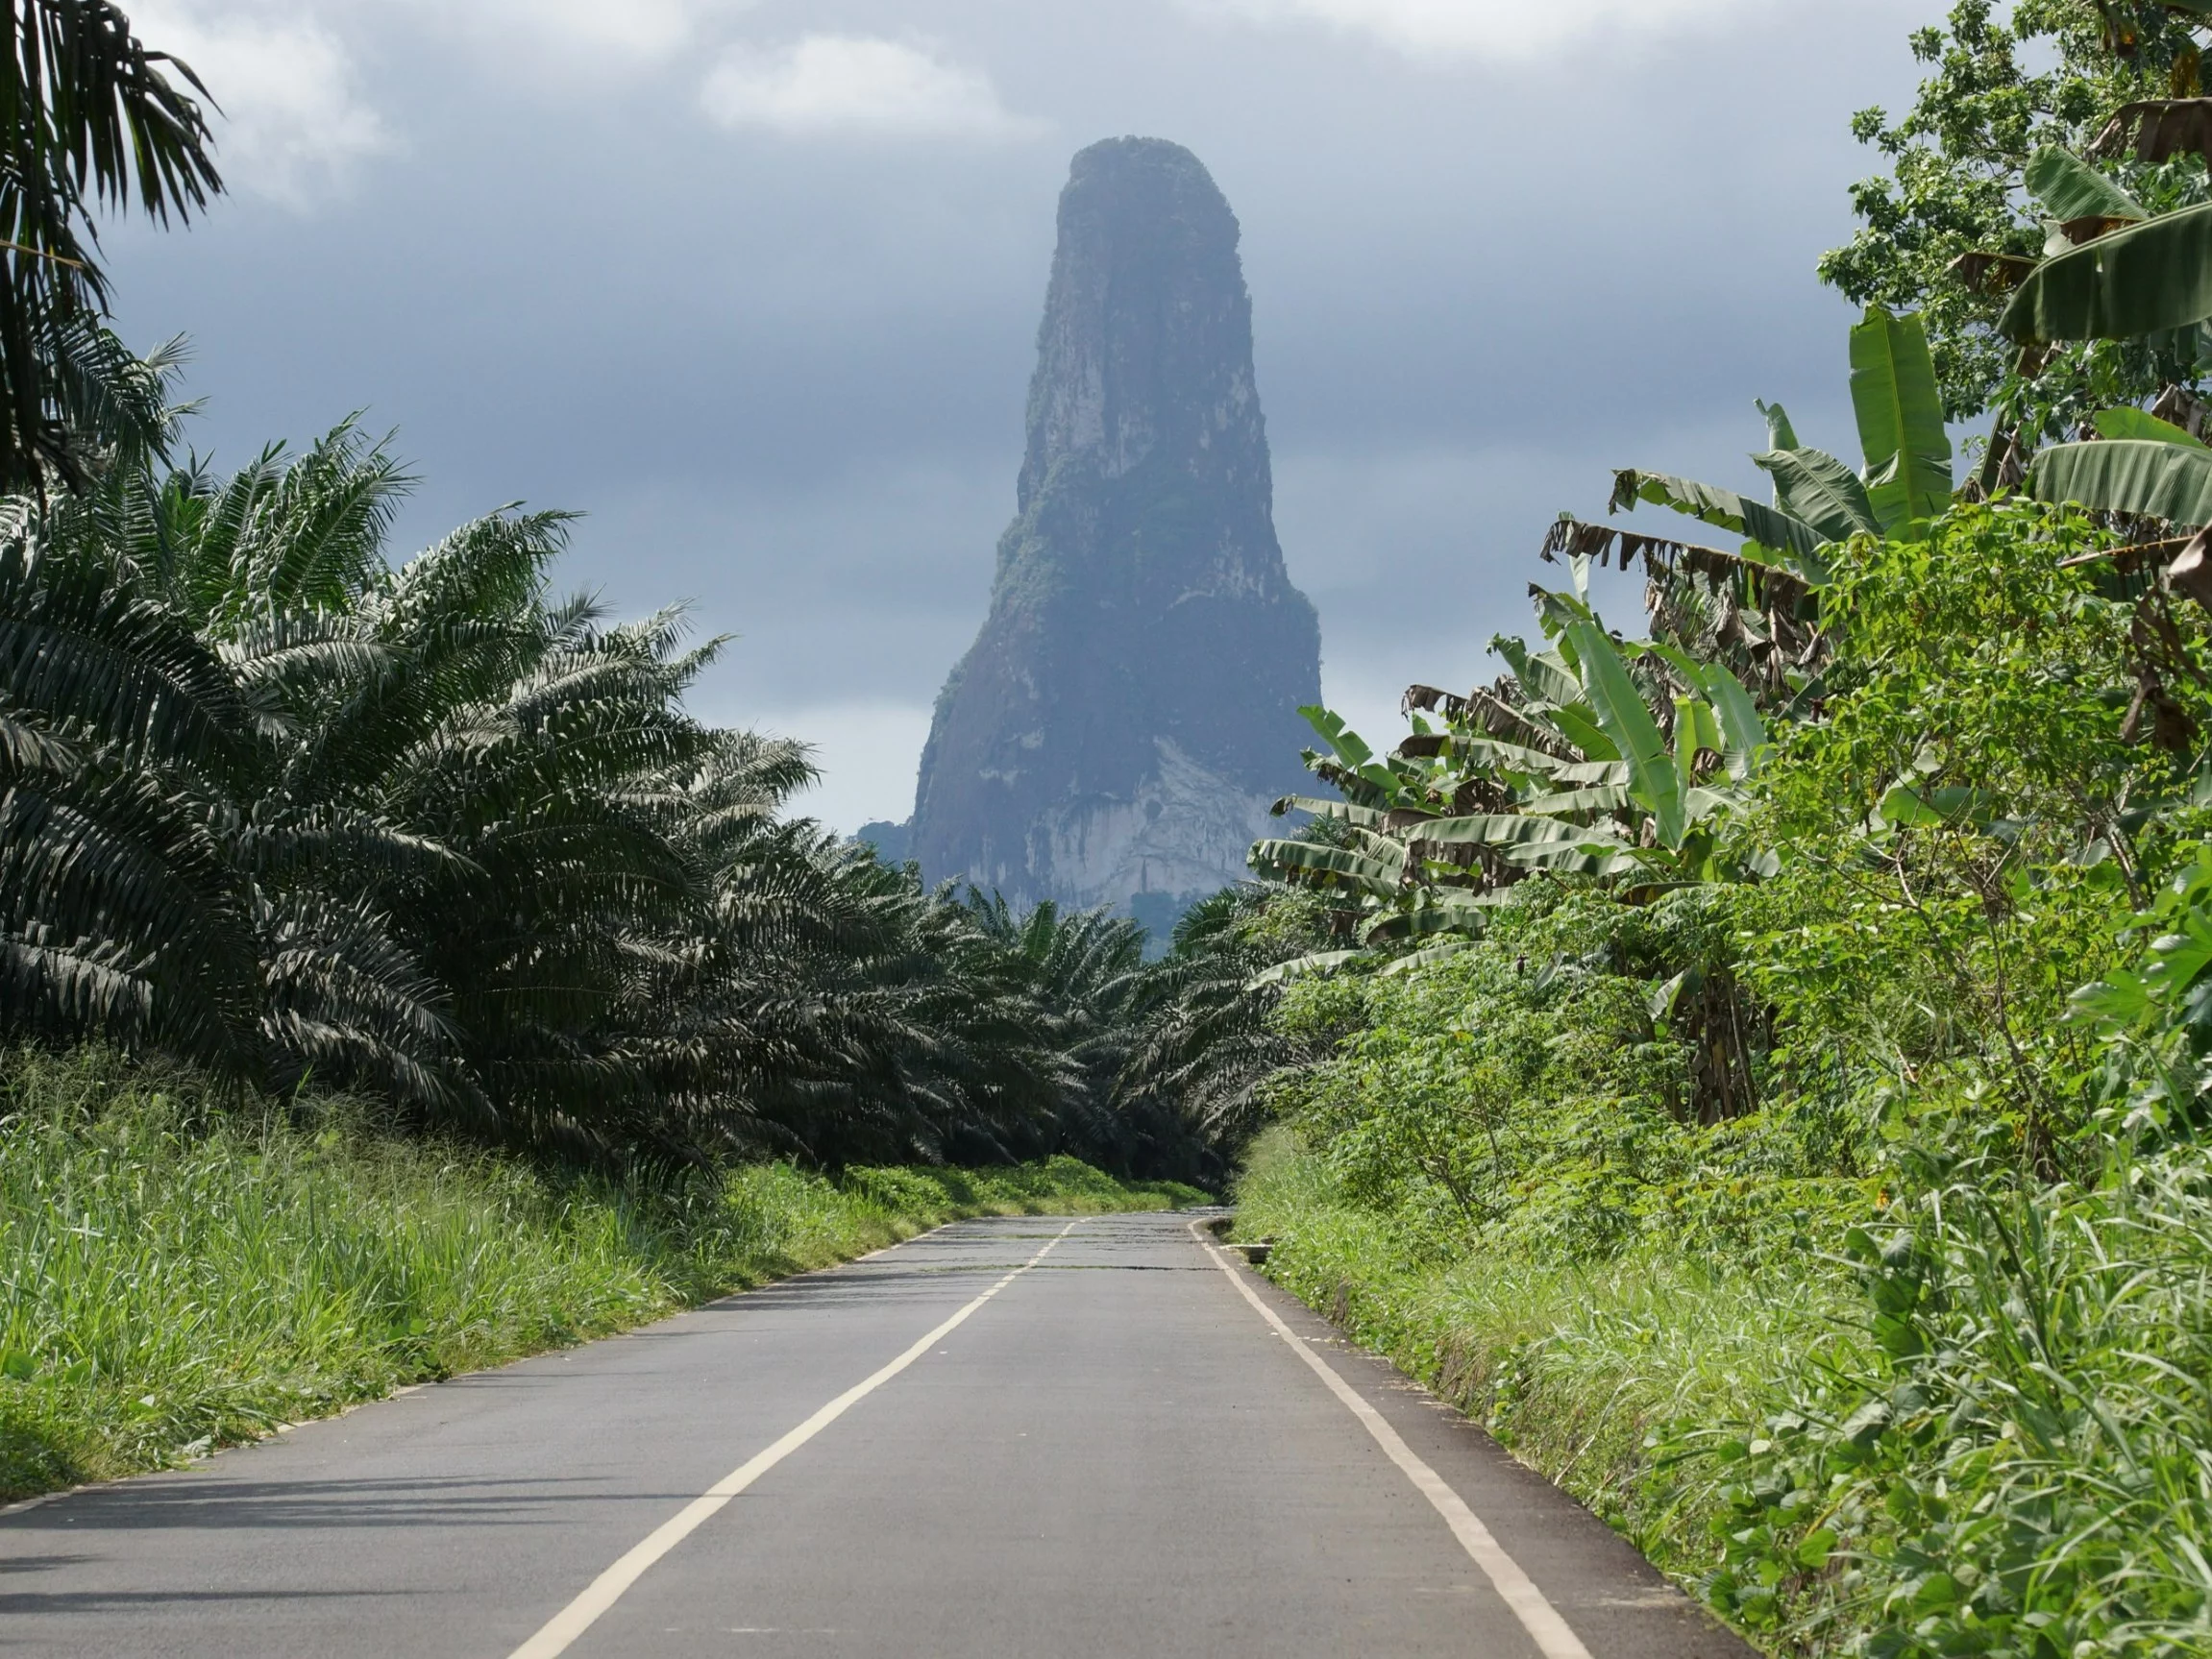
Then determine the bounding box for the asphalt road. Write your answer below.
[0,1211,1754,1657]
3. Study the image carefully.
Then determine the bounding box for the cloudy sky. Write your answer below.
[106,0,1932,831]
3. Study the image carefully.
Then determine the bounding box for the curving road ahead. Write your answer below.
[0,1211,1752,1657]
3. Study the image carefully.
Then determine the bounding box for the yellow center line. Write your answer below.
[507,1219,1082,1659]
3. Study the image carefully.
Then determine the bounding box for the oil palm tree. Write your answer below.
[1,2,221,492]
[2,420,1193,1170]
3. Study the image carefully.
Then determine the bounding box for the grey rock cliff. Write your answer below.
[904,137,1321,915]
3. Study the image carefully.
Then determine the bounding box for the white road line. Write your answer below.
[1191,1222,1594,1659]
[507,1219,1082,1659]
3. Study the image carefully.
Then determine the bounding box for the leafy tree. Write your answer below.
[1,2,220,491]
[0,423,1210,1174]
[1114,888,1339,1179]
[1818,1,2212,431]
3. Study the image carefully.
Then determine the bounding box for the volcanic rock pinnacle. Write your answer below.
[901,136,1322,926]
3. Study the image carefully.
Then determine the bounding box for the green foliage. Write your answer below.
[1680,1147,2212,1656]
[0,1045,1199,1500]
[2000,198,2212,346]
[1818,0,2212,427]
[1236,481,2212,1657]
[1248,582,1773,964]
[1851,306,1955,532]
[1269,885,1858,1256]
[0,425,1240,1175]
[0,3,222,492]
[1742,501,2194,1165]
[2031,429,2212,520]
[1610,467,1828,561]
[1209,13,2212,1655]
[2024,139,2149,222]
[1112,888,1338,1181]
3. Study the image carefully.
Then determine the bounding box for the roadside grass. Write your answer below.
[1231,1127,1861,1582]
[1237,1127,2212,1655]
[0,1047,1203,1501]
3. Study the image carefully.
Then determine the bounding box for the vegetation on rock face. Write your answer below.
[906,136,1320,918]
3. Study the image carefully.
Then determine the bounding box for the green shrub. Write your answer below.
[1675,1142,2212,1656]
[1239,503,2212,1655]
[1270,885,1874,1266]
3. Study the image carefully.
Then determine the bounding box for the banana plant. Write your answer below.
[1607,304,1953,562]
[1984,139,2212,350]
[1245,311,1945,970]
[1248,604,1770,963]
[1559,305,1953,710]
[2031,412,2212,526]
[1953,138,2212,541]
[2007,147,2212,532]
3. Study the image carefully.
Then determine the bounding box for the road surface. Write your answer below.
[0,1211,1751,1657]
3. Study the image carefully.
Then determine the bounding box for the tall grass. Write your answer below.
[1236,1128,2212,1655]
[1231,1128,1861,1567]
[0,1048,1200,1500]
[1688,1144,2212,1655]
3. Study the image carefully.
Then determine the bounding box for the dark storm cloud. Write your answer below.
[106,0,1928,826]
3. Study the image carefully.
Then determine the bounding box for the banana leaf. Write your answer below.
[1497,840,1647,876]
[1465,692,1583,760]
[1645,645,1768,775]
[1673,696,1709,826]
[1298,703,1372,768]
[1377,940,1476,977]
[1951,249,2041,296]
[1519,784,1634,817]
[1565,621,1686,848]
[1406,813,1632,852]
[1755,447,1883,543]
[1246,838,1404,893]
[1245,950,1364,988]
[2000,200,2212,344]
[1529,587,1598,647]
[1297,704,1404,801]
[2023,144,2147,223]
[1493,635,1585,707]
[1684,785,1748,822]
[1543,701,1618,764]
[1849,305,1954,532]
[1271,795,1389,826]
[1609,468,1824,560]
[1757,399,1799,451]
[1675,695,1721,763]
[1549,759,1632,786]
[2030,437,2212,525]
[2091,406,2207,447]
[1446,736,1581,778]
[1364,894,1505,947]
[2093,97,2212,166]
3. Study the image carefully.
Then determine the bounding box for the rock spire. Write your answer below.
[902,136,1321,922]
